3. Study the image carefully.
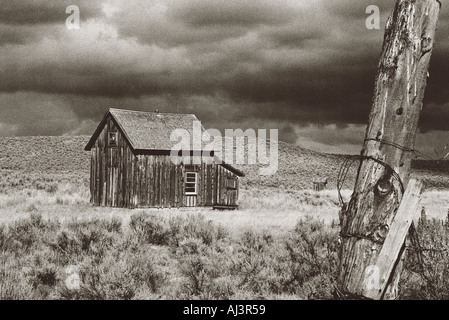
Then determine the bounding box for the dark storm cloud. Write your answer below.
[0,24,37,45]
[277,124,298,144]
[115,0,304,46]
[260,24,327,48]
[3,0,384,107]
[0,0,102,25]
[324,0,392,20]
[420,103,449,132]
[0,0,448,149]
[168,0,297,27]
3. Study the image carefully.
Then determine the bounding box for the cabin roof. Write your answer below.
[84,108,244,177]
[85,108,205,152]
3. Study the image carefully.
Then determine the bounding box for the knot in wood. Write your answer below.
[365,223,390,243]
[376,175,393,197]
[376,131,382,140]
[373,224,389,242]
[421,36,433,54]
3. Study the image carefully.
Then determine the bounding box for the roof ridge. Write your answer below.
[109,108,197,117]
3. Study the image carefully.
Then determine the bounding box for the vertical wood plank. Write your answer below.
[155,156,159,207]
[150,156,155,207]
[362,179,423,299]
[145,156,150,207]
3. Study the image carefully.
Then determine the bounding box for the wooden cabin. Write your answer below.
[84,108,244,209]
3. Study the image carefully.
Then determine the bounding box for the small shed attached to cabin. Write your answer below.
[84,108,244,209]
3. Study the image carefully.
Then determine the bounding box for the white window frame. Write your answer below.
[185,172,198,195]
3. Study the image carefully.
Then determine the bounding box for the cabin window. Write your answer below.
[108,131,118,147]
[226,177,238,190]
[185,172,198,195]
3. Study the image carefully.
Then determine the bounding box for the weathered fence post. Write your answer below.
[337,0,440,299]
[363,178,423,299]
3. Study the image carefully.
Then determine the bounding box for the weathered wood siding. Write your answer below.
[90,115,240,208]
[215,165,239,207]
[134,155,212,208]
[90,116,134,208]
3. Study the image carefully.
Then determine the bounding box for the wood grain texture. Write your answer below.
[338,0,440,298]
[361,179,423,299]
[88,118,241,208]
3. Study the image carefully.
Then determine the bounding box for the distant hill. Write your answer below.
[0,136,448,190]
[0,136,91,174]
[227,138,449,190]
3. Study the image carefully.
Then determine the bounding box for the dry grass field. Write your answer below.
[0,136,448,300]
[0,136,448,226]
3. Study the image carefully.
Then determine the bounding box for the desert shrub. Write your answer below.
[55,218,123,262]
[98,217,122,233]
[168,214,229,247]
[178,253,209,296]
[129,213,228,248]
[174,229,287,299]
[0,257,34,300]
[129,213,171,246]
[53,231,83,259]
[112,232,141,254]
[4,213,59,253]
[284,217,339,299]
[299,273,337,300]
[232,230,271,292]
[301,191,326,206]
[175,238,238,299]
[177,237,205,255]
[45,183,58,194]
[76,227,111,254]
[0,210,345,300]
[0,215,170,300]
[178,257,236,299]
[174,220,341,300]
[73,250,165,300]
[0,224,8,251]
[28,264,59,299]
[401,217,449,299]
[8,219,38,253]
[226,229,294,297]
[26,204,39,213]
[238,229,273,254]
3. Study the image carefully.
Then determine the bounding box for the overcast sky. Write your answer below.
[0,0,448,156]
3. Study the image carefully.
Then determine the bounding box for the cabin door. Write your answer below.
[184,171,198,207]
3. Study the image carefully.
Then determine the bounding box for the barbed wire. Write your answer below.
[336,137,448,208]
[364,137,439,161]
[336,154,405,208]
[336,155,358,207]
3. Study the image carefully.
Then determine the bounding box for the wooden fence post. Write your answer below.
[337,0,440,299]
[362,178,423,299]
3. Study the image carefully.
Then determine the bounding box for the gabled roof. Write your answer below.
[84,108,244,177]
[85,108,204,152]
